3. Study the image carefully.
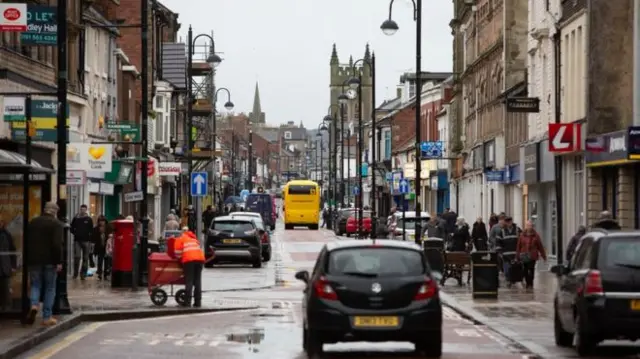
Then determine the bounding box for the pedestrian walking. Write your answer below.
[25,202,64,326]
[488,214,506,251]
[566,225,587,261]
[450,218,471,252]
[164,214,180,231]
[497,216,522,287]
[592,210,621,230]
[174,227,205,307]
[70,204,93,280]
[0,218,16,311]
[425,216,446,239]
[91,215,111,280]
[488,213,498,230]
[516,220,547,288]
[471,217,488,251]
[202,205,216,230]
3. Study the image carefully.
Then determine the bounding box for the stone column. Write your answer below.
[586,167,603,226]
[617,165,634,229]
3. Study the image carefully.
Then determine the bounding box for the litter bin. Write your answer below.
[423,238,445,274]
[471,251,499,299]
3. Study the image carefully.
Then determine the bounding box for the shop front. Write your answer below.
[503,163,521,221]
[522,140,557,257]
[585,130,638,229]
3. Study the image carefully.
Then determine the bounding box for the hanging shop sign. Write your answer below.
[505,97,540,113]
[66,143,113,172]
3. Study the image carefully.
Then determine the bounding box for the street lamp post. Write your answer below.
[381,0,423,245]
[337,77,352,208]
[324,104,340,211]
[343,55,376,238]
[316,121,329,191]
[248,127,253,192]
[187,26,222,207]
[213,87,234,209]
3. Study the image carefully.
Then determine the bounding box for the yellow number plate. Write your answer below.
[222,239,242,244]
[630,300,640,311]
[353,316,399,327]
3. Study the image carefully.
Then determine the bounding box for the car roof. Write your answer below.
[394,211,431,218]
[325,239,423,252]
[585,229,640,242]
[214,216,254,223]
[230,212,261,218]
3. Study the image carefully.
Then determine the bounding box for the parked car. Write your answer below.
[229,212,271,262]
[345,211,372,237]
[334,208,356,236]
[206,216,264,268]
[392,211,431,241]
[552,228,640,356]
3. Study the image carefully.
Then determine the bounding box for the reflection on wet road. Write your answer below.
[17,306,531,359]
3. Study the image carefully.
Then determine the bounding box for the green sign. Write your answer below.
[4,99,67,122]
[106,121,140,141]
[11,128,68,142]
[20,5,57,46]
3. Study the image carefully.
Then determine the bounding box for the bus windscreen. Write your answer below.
[288,185,316,195]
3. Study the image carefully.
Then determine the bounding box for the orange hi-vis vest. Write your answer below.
[174,231,205,264]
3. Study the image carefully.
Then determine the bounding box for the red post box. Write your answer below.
[111,219,136,287]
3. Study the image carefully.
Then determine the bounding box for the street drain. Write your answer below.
[251,313,285,317]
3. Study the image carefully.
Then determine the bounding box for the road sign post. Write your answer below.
[191,172,208,197]
[399,178,409,241]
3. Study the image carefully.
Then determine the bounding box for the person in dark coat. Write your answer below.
[441,208,457,238]
[471,217,489,251]
[592,210,621,230]
[488,213,499,230]
[70,204,93,280]
[91,215,112,280]
[566,225,587,262]
[0,218,16,311]
[425,217,446,239]
[450,218,471,252]
[202,205,216,230]
[26,202,64,326]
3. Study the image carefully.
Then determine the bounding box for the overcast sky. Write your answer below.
[161,0,453,129]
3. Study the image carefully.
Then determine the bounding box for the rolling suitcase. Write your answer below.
[508,261,524,283]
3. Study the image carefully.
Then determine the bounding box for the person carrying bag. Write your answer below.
[516,220,547,289]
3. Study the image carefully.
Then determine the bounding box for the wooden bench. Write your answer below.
[442,251,471,286]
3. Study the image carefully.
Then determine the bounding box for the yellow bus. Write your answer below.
[283,180,320,230]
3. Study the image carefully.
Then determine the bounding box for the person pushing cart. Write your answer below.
[174,227,205,307]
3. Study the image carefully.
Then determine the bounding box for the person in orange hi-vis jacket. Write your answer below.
[174,227,205,307]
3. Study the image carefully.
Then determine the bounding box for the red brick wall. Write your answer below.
[391,106,415,151]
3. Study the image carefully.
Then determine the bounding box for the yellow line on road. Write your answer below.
[30,322,105,359]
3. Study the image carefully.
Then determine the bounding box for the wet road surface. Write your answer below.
[17,306,530,359]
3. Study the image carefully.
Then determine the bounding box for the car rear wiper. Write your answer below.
[614,262,640,269]
[341,271,379,278]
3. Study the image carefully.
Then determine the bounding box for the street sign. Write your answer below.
[399,178,409,194]
[420,141,444,159]
[505,97,540,113]
[20,5,57,46]
[240,189,249,201]
[628,126,640,160]
[549,123,582,153]
[352,185,360,196]
[190,172,208,197]
[124,191,143,203]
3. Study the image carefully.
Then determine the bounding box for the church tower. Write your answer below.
[329,44,373,129]
[249,82,265,124]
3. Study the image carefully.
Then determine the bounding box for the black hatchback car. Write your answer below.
[552,229,640,356]
[206,216,265,268]
[295,239,443,357]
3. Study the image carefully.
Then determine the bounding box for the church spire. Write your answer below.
[364,43,371,62]
[330,43,338,65]
[250,82,263,124]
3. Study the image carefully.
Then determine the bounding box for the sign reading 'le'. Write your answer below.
[549,123,582,153]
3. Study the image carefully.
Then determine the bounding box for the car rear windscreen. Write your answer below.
[288,185,316,195]
[212,221,254,234]
[327,248,425,277]
[600,237,640,269]
[397,218,429,230]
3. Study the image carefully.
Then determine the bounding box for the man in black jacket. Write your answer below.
[0,218,16,311]
[70,204,93,279]
[26,202,64,326]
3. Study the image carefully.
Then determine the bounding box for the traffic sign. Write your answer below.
[352,185,360,196]
[190,172,208,197]
[549,123,582,152]
[420,141,444,159]
[240,189,250,201]
[399,178,409,194]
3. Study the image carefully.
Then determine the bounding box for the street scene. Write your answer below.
[2,0,640,358]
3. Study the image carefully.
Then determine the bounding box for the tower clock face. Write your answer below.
[346,89,357,99]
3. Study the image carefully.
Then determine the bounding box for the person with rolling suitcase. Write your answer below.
[516,220,547,289]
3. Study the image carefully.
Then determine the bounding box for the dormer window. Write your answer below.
[284,131,292,139]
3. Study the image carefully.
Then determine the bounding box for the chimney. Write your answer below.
[396,87,402,99]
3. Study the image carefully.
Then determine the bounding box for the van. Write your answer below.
[245,193,276,230]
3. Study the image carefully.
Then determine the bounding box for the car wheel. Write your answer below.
[285,224,293,230]
[252,257,263,268]
[574,314,596,356]
[415,330,442,358]
[554,307,572,347]
[305,329,324,357]
[262,251,271,262]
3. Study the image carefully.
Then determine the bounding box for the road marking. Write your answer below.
[454,328,482,337]
[31,322,105,359]
[102,308,261,323]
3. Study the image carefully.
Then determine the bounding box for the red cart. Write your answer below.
[148,252,187,306]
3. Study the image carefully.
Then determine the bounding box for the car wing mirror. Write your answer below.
[295,270,309,283]
[551,264,569,276]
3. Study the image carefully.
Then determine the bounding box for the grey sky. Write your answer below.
[161,0,453,128]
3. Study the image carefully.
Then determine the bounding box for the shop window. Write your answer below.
[90,193,103,221]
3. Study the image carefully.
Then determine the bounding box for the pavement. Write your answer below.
[9,223,640,358]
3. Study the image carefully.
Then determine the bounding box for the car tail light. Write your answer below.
[260,233,268,244]
[313,276,338,300]
[414,277,438,300]
[584,270,604,295]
